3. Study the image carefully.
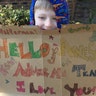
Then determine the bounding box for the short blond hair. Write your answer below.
[34,0,54,11]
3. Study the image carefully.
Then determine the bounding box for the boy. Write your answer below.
[30,0,69,30]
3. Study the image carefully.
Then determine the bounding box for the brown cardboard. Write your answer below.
[0,24,96,96]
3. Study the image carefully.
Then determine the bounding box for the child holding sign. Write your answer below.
[30,0,69,30]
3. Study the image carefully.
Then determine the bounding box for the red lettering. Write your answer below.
[40,43,50,57]
[50,68,61,79]
[0,39,9,58]
[13,63,49,77]
[16,81,25,92]
[19,43,32,59]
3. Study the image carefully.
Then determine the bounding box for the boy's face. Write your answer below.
[34,9,57,30]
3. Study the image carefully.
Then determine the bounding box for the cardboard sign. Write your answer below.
[0,24,96,96]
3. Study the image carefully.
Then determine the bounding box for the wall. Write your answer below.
[74,0,96,23]
[0,0,32,9]
[0,0,72,9]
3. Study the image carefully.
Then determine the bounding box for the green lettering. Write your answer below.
[9,43,19,56]
[29,41,41,58]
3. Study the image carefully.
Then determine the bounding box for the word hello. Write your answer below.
[0,39,50,59]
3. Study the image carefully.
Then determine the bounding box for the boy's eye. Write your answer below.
[52,17,57,21]
[38,16,46,20]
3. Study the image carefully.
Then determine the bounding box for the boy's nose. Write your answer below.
[44,19,53,30]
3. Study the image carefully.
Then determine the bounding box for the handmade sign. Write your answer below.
[0,24,96,96]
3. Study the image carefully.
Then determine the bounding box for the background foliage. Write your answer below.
[0,4,30,26]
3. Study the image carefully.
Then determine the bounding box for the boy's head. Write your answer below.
[30,0,69,30]
[34,0,57,30]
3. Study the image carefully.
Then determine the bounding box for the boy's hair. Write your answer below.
[34,0,54,11]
